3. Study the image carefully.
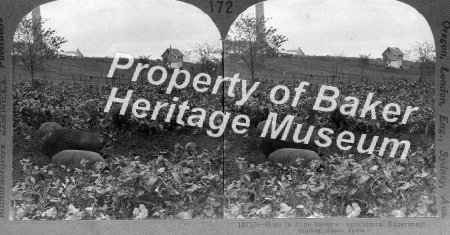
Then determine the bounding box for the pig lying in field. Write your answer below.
[268,148,321,168]
[51,150,106,168]
[256,120,322,157]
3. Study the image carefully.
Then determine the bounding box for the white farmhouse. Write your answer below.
[59,49,84,59]
[280,47,305,57]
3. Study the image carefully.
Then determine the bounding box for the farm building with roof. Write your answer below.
[382,47,404,69]
[280,47,305,57]
[161,46,184,69]
[59,49,84,59]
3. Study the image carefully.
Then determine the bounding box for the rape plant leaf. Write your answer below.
[186,184,202,193]
[157,167,165,173]
[256,204,272,217]
[175,210,193,220]
[359,174,371,184]
[224,203,240,218]
[42,207,57,219]
[399,182,412,191]
[390,210,405,217]
[148,176,158,186]
[279,203,292,213]
[346,203,361,218]
[133,204,148,220]
[67,204,79,215]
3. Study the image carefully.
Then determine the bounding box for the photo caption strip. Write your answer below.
[0,15,5,219]
[0,4,13,221]
[437,18,450,219]
[0,0,449,234]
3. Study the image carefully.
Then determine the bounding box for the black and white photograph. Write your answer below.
[223,0,436,219]
[0,0,448,233]
[11,0,225,220]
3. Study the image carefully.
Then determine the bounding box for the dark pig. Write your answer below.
[42,128,109,159]
[110,105,133,129]
[38,122,63,139]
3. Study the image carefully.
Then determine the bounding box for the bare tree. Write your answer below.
[225,14,288,80]
[411,42,435,81]
[138,55,151,64]
[186,43,222,74]
[13,16,67,83]
[358,54,371,81]
[330,51,344,81]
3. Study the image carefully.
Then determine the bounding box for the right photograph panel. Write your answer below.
[223,0,436,218]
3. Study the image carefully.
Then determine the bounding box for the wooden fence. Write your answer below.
[225,61,433,83]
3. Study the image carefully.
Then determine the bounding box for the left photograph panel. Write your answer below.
[11,0,224,220]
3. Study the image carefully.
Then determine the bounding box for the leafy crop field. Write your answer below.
[11,76,436,220]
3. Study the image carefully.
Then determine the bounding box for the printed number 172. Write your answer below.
[209,0,233,13]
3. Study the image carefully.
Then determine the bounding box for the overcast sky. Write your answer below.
[244,0,434,58]
[34,0,434,59]
[39,0,222,58]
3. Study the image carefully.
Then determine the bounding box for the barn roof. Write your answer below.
[383,47,404,56]
[162,48,184,58]
[285,47,305,56]
[61,49,84,57]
